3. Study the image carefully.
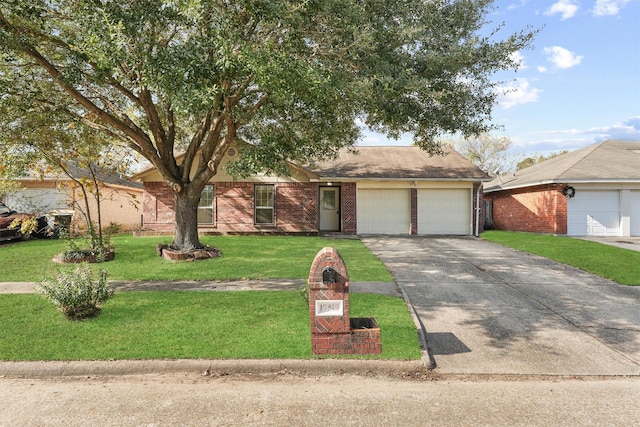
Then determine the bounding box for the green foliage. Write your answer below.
[103,222,122,236]
[0,0,536,250]
[8,216,37,237]
[481,231,640,286]
[57,228,113,263]
[0,292,420,361]
[37,264,115,320]
[516,151,570,170]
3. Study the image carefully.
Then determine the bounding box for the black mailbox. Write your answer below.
[322,267,337,285]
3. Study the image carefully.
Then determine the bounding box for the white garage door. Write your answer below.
[631,191,640,236]
[357,189,410,234]
[567,190,620,236]
[418,189,470,235]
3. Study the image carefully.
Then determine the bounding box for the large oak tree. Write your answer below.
[0,0,535,252]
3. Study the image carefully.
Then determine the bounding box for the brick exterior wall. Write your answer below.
[142,182,176,232]
[142,181,320,234]
[341,183,357,234]
[410,188,418,235]
[484,184,567,234]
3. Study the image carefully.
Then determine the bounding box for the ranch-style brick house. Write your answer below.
[484,139,640,237]
[135,146,490,236]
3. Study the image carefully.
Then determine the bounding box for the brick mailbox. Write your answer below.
[308,247,381,355]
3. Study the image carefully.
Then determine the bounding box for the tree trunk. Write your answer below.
[172,190,202,251]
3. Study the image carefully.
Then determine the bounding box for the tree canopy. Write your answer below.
[451,133,513,177]
[0,0,536,251]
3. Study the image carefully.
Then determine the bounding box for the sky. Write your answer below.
[360,0,640,160]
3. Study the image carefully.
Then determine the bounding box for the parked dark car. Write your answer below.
[0,202,50,242]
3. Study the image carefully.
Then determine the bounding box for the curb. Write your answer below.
[0,359,426,379]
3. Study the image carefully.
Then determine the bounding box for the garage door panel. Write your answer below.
[357,189,410,234]
[631,191,640,236]
[418,189,470,235]
[567,190,620,236]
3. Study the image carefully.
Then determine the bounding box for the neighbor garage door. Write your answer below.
[567,190,620,236]
[417,189,471,235]
[357,189,410,234]
[631,191,640,236]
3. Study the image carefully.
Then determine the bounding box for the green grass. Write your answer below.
[0,235,393,283]
[481,230,640,286]
[0,291,421,361]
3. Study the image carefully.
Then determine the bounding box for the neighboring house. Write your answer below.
[135,146,490,236]
[483,139,640,237]
[3,165,143,232]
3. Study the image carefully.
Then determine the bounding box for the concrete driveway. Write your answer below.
[362,236,640,376]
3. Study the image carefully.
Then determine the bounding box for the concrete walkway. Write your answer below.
[0,279,401,297]
[362,236,640,376]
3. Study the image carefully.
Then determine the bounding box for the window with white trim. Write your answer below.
[197,185,214,224]
[254,185,274,225]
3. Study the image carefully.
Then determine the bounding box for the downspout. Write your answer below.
[475,183,482,237]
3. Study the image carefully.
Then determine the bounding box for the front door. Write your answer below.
[319,187,340,231]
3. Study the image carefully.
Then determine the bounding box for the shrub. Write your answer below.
[37,264,115,320]
[9,216,38,237]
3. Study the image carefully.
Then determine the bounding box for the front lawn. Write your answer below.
[0,291,421,361]
[481,231,640,286]
[0,235,393,283]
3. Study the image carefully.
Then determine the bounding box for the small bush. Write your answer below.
[37,264,115,320]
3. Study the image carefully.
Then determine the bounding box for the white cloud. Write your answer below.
[544,46,583,69]
[512,116,640,153]
[509,51,528,70]
[497,78,542,109]
[593,0,631,16]
[545,1,579,19]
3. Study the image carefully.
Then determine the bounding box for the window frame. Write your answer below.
[197,184,215,225]
[254,184,275,225]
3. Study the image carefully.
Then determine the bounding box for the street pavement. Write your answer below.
[362,236,640,376]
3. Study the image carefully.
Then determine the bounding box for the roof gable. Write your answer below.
[486,140,640,192]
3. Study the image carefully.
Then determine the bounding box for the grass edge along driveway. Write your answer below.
[481,230,640,286]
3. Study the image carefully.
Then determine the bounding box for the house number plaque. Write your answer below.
[315,300,344,317]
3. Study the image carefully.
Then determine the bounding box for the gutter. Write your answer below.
[475,183,482,237]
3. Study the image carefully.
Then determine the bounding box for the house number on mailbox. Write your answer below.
[315,300,344,317]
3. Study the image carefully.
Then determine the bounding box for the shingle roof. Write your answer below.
[308,146,490,181]
[18,162,143,190]
[485,139,640,192]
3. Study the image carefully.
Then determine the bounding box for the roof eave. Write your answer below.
[485,178,640,193]
[311,177,490,182]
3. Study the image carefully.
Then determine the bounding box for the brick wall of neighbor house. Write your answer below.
[341,183,357,234]
[484,184,567,234]
[142,181,320,233]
